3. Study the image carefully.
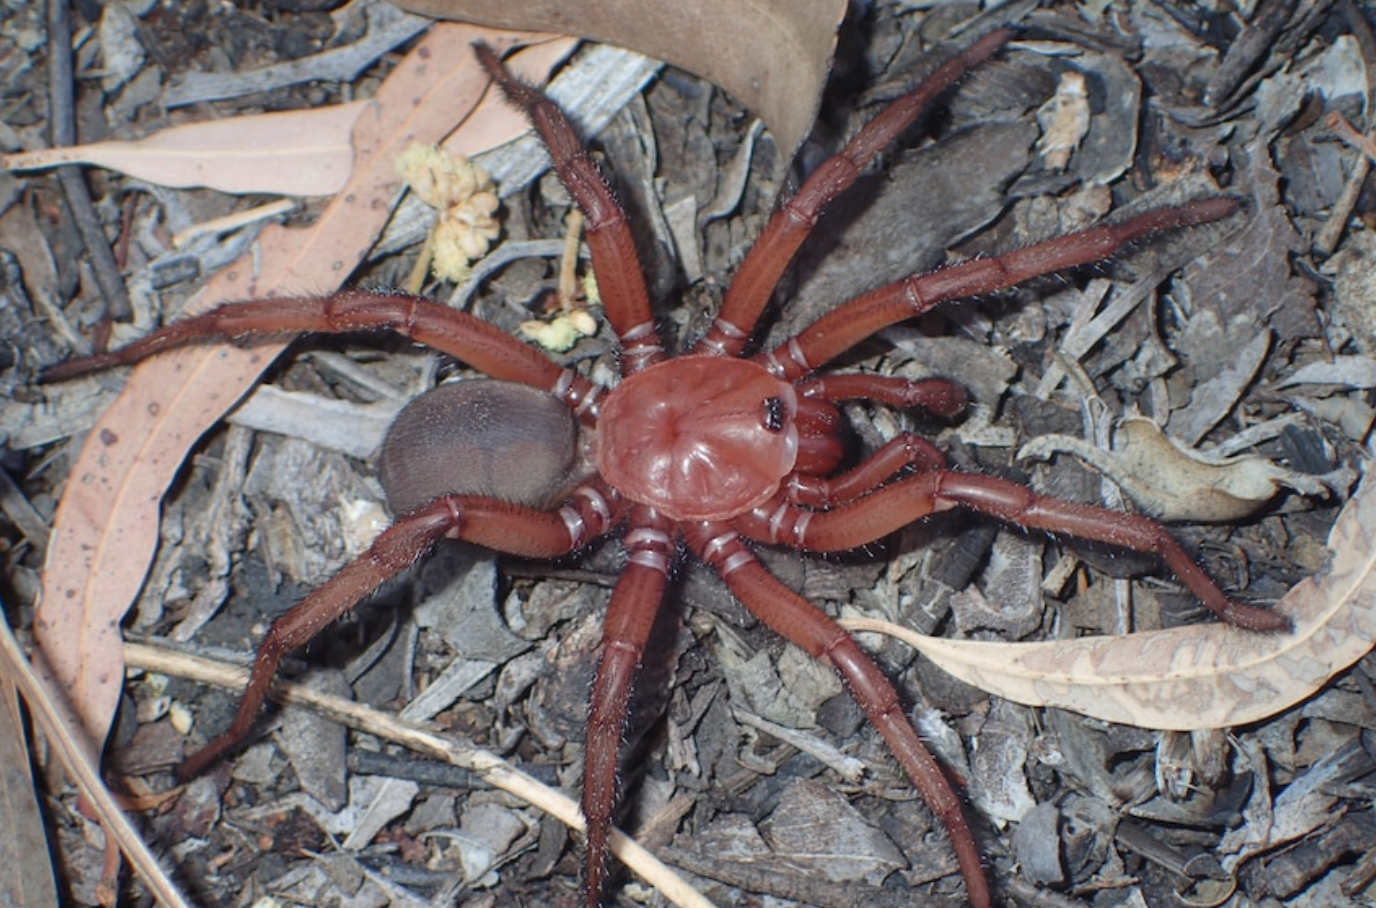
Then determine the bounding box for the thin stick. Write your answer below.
[0,606,193,908]
[123,640,717,908]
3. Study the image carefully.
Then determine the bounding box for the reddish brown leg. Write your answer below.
[685,522,990,908]
[178,485,620,779]
[799,373,969,418]
[762,198,1240,380]
[785,433,948,507]
[40,290,606,419]
[580,508,676,907]
[741,471,1288,632]
[475,45,663,372]
[782,374,966,505]
[695,27,1013,357]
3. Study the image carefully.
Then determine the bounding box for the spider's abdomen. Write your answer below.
[379,380,581,514]
[597,356,798,521]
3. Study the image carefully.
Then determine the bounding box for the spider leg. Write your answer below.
[581,507,676,908]
[695,27,1013,357]
[741,471,1289,632]
[177,483,621,780]
[785,434,948,507]
[783,374,964,506]
[760,198,1240,381]
[799,373,969,418]
[40,291,605,418]
[475,44,663,372]
[685,522,990,908]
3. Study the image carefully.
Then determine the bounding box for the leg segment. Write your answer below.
[785,374,964,506]
[475,45,663,372]
[177,485,620,780]
[684,522,990,908]
[761,198,1240,381]
[784,433,948,507]
[799,373,969,418]
[581,509,676,908]
[41,290,607,420]
[695,28,1013,357]
[740,470,1288,632]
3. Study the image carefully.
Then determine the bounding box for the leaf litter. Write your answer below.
[5,1,1376,907]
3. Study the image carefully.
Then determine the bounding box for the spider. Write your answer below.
[44,26,1288,908]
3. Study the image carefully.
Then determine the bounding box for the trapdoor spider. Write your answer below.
[45,27,1288,908]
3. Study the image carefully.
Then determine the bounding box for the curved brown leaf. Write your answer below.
[844,462,1376,730]
[391,0,848,159]
[34,26,565,755]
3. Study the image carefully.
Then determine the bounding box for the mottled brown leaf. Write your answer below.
[391,0,848,159]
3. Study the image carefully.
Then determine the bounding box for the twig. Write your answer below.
[0,602,192,908]
[123,640,718,908]
[45,0,132,322]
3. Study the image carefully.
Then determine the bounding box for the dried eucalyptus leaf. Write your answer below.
[838,459,1376,733]
[1019,417,1324,522]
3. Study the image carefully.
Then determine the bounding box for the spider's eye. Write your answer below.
[761,396,786,432]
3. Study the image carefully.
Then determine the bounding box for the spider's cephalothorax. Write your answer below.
[44,26,1288,908]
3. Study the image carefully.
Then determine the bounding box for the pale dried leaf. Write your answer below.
[35,24,550,755]
[696,813,772,864]
[392,0,849,158]
[1018,416,1326,522]
[4,39,573,201]
[4,103,369,196]
[455,801,528,883]
[1324,229,1376,354]
[842,460,1376,731]
[441,38,581,156]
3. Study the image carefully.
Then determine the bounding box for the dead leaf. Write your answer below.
[842,459,1376,731]
[34,24,554,756]
[5,38,576,201]
[3,103,369,196]
[763,779,906,885]
[1018,416,1327,522]
[391,0,848,159]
